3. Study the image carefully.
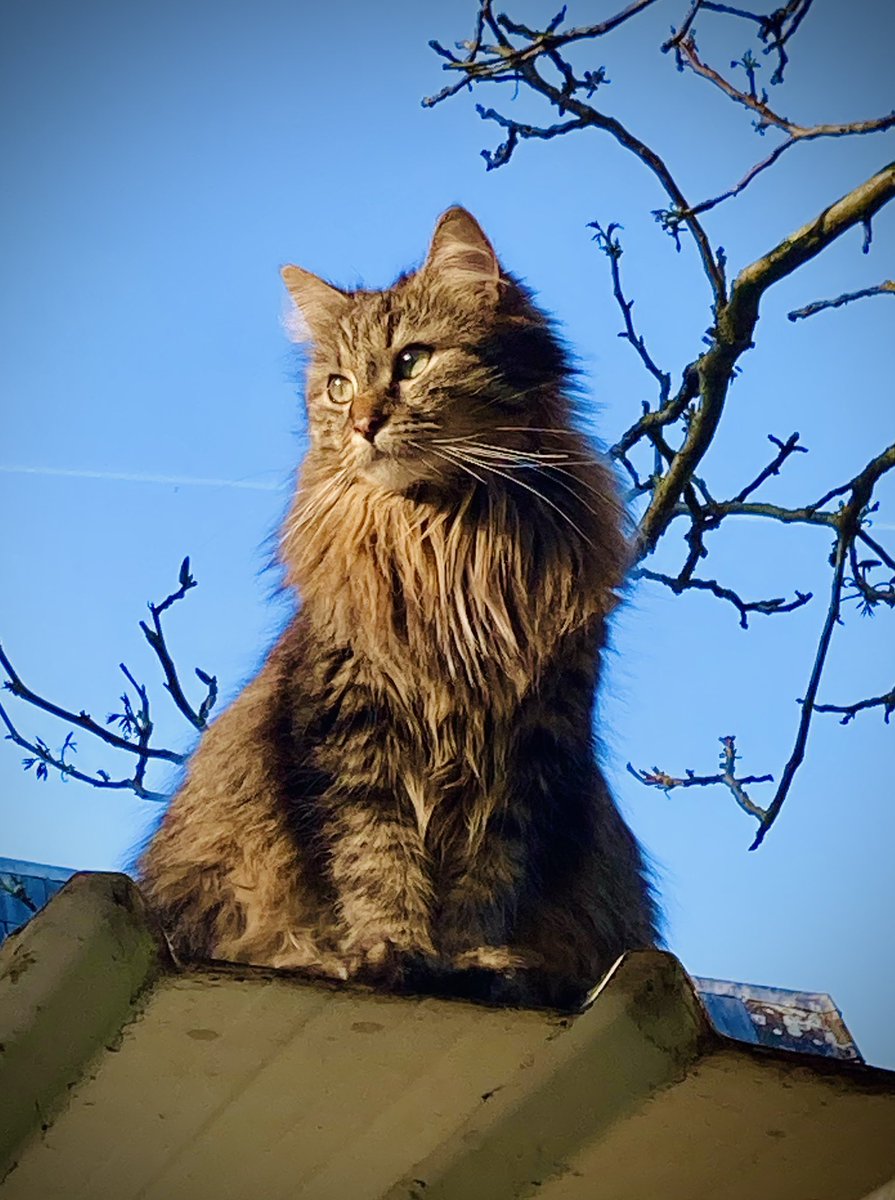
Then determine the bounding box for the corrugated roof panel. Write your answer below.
[1,874,894,1200]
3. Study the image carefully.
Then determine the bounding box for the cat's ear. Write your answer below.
[281,266,348,340]
[423,208,500,304]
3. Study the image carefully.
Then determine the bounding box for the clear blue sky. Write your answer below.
[2,1,893,1064]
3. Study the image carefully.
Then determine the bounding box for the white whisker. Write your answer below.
[433,446,597,550]
[425,444,491,488]
[432,437,575,463]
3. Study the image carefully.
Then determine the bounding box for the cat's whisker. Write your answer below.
[493,426,589,438]
[431,437,575,463]
[452,452,610,523]
[424,443,491,489]
[514,463,614,522]
[433,446,598,551]
[452,443,606,474]
[432,436,584,460]
[442,450,594,473]
[433,439,614,503]
[533,462,613,501]
[435,440,598,475]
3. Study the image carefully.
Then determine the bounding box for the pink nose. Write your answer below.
[353,412,383,442]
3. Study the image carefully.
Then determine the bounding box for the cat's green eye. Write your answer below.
[394,345,432,382]
[327,374,355,405]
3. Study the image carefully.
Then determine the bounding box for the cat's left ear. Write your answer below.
[281,265,349,341]
[422,208,500,305]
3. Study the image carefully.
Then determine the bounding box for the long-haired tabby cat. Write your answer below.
[139,208,658,1008]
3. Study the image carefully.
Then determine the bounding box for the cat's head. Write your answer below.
[282,208,571,493]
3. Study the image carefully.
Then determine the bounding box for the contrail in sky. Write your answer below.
[0,465,286,491]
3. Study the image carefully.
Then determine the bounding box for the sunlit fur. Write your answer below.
[139,209,658,1008]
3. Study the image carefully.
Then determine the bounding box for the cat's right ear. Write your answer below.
[281,266,348,341]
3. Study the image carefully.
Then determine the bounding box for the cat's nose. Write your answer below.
[352,411,384,442]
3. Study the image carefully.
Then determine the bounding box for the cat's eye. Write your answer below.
[394,345,432,382]
[327,374,355,405]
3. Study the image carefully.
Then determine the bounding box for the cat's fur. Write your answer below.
[139,208,657,1007]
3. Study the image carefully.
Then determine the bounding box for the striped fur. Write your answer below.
[139,209,658,1007]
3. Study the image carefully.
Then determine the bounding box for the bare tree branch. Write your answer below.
[687,136,797,218]
[139,557,217,731]
[589,222,672,398]
[632,566,811,628]
[628,735,771,822]
[750,444,895,848]
[788,280,895,322]
[0,561,218,801]
[815,689,895,725]
[0,642,182,765]
[638,162,895,557]
[426,2,728,303]
[732,432,807,503]
[675,35,895,140]
[0,698,170,802]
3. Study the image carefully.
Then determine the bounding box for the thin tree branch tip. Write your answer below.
[473,104,588,169]
[0,696,170,802]
[589,220,672,397]
[732,431,807,503]
[628,734,771,823]
[149,555,197,619]
[788,280,895,322]
[633,565,812,628]
[0,561,211,801]
[748,452,895,849]
[424,0,661,99]
[815,688,895,726]
[675,33,895,141]
[139,558,216,732]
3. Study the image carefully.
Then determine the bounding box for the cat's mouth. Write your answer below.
[354,436,442,491]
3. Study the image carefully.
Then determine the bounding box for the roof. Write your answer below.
[1,873,894,1199]
[0,856,75,942]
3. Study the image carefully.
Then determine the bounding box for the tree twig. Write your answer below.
[0,698,170,802]
[675,35,895,140]
[633,566,811,628]
[0,642,182,764]
[815,689,895,725]
[628,735,771,822]
[139,557,217,731]
[788,280,895,321]
[749,443,895,848]
[732,432,807,503]
[0,560,217,802]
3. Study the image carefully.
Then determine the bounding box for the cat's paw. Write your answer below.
[338,934,434,987]
[450,945,542,973]
[435,945,540,1006]
[268,935,356,981]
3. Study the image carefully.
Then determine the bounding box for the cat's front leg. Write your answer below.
[436,807,544,1001]
[324,793,436,985]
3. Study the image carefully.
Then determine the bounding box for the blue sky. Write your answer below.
[2,1,893,1064]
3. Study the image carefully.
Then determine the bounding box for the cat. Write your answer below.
[138,207,658,1008]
